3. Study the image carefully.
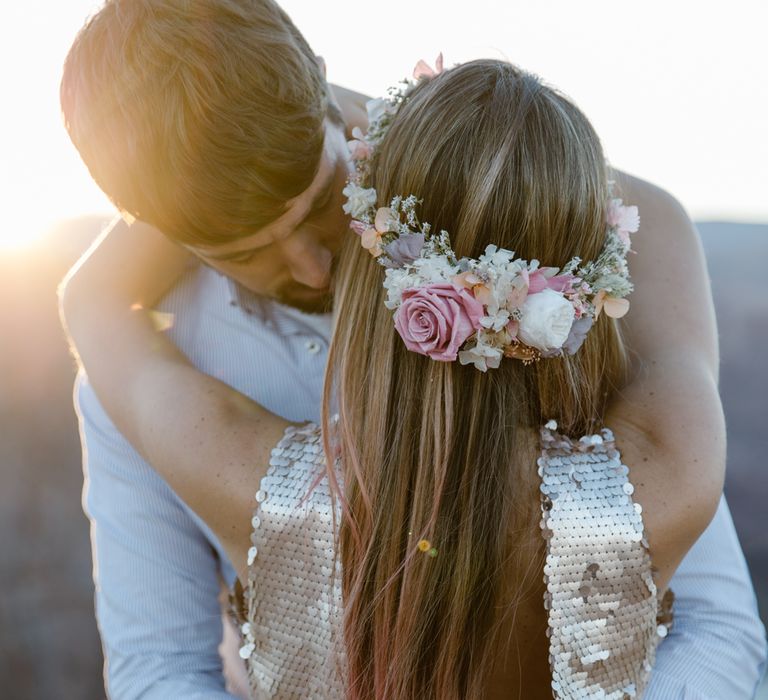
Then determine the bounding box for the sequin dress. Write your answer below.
[234,422,673,699]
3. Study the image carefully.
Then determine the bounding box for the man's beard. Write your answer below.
[272,284,334,314]
[270,254,339,314]
[232,279,333,315]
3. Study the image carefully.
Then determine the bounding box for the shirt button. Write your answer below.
[305,340,321,355]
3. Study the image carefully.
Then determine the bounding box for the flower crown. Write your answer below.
[343,56,639,372]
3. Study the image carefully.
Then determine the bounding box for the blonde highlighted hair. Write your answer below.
[323,59,630,698]
[61,0,337,245]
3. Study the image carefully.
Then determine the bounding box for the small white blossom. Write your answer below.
[480,309,510,332]
[383,268,420,309]
[458,340,504,372]
[412,254,458,283]
[479,245,516,267]
[342,183,377,219]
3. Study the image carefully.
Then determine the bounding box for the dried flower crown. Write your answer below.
[343,56,639,372]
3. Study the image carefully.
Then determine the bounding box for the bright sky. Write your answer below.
[0,0,765,251]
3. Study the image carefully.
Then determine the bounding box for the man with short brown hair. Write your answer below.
[61,2,766,698]
[62,1,365,696]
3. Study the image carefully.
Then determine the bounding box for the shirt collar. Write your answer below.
[229,279,332,340]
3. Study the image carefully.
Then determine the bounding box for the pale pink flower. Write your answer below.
[452,271,483,289]
[527,268,576,295]
[348,140,371,161]
[452,271,491,305]
[413,53,444,80]
[527,269,550,294]
[546,273,577,293]
[506,276,529,310]
[374,207,395,233]
[394,283,483,361]
[349,220,367,236]
[358,207,395,257]
[603,297,630,318]
[607,198,640,245]
[361,228,383,257]
[593,289,630,319]
[593,289,606,317]
[347,127,372,161]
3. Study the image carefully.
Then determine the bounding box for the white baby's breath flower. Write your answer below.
[591,270,633,299]
[518,289,576,352]
[383,268,419,309]
[342,183,377,219]
[412,254,458,283]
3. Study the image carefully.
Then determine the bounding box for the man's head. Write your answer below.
[61,0,351,311]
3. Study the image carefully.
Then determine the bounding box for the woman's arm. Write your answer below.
[604,173,726,592]
[329,82,370,138]
[60,217,290,581]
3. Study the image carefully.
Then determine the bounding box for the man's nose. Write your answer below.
[280,232,333,290]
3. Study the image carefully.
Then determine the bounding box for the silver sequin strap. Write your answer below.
[539,423,665,700]
[241,423,345,699]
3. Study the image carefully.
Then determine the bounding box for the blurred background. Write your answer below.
[0,1,765,698]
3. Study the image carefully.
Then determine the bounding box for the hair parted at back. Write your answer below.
[323,59,630,699]
[61,0,334,245]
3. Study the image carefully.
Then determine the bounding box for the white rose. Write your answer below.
[342,183,377,219]
[517,288,575,351]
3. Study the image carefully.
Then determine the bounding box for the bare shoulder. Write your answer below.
[613,169,683,213]
[611,169,719,378]
[605,170,725,590]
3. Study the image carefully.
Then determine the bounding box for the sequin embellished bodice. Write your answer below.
[235,423,672,699]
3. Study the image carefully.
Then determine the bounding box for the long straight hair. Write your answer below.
[322,60,630,699]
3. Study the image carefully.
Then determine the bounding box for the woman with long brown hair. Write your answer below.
[62,59,725,698]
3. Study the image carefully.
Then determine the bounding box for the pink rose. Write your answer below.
[394,283,484,361]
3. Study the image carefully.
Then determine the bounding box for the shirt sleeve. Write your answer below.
[76,371,241,700]
[645,494,768,699]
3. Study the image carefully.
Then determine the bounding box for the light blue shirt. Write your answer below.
[76,265,766,699]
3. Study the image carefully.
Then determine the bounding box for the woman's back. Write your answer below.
[236,421,671,699]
